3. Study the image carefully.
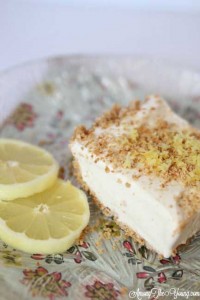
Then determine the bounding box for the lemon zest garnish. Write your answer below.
[121,128,200,186]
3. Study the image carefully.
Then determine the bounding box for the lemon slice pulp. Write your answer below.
[0,180,90,254]
[0,139,59,200]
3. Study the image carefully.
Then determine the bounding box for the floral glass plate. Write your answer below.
[0,56,200,300]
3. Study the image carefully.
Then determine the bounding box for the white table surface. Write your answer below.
[0,0,200,72]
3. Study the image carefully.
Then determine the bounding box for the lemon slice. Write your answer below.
[0,180,90,254]
[0,139,59,200]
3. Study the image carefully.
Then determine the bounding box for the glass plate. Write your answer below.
[0,56,200,300]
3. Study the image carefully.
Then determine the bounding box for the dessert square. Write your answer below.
[70,95,200,257]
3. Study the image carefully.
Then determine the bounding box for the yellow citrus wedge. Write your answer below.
[0,139,59,200]
[0,179,90,254]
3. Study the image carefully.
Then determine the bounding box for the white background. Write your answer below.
[0,0,200,71]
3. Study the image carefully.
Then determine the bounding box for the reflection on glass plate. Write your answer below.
[0,56,200,300]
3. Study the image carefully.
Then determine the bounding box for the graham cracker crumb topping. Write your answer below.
[121,124,200,187]
[72,102,200,188]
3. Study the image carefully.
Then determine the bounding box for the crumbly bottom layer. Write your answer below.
[72,159,191,258]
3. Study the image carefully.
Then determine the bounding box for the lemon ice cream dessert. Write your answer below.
[70,95,200,257]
